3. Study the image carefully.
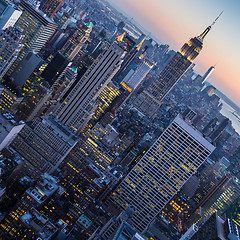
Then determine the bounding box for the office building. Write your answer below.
[41,51,71,87]
[0,27,23,80]
[108,114,215,233]
[114,39,144,82]
[209,118,230,143]
[188,174,240,227]
[202,176,240,222]
[7,0,57,76]
[55,42,125,133]
[225,195,240,227]
[11,52,44,87]
[39,0,64,18]
[121,59,154,92]
[0,174,61,238]
[17,82,52,121]
[201,66,215,84]
[189,213,240,240]
[132,18,220,117]
[0,0,22,30]
[202,117,219,137]
[60,22,92,61]
[0,82,23,113]
[0,113,25,151]
[180,224,198,240]
[10,114,78,178]
[90,82,121,124]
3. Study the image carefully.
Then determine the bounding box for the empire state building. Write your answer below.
[132,14,222,117]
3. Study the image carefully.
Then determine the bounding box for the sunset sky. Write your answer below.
[108,0,240,106]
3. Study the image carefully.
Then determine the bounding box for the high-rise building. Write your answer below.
[7,0,57,76]
[60,22,92,61]
[10,115,78,178]
[108,114,215,233]
[39,0,64,18]
[0,113,25,151]
[0,174,61,237]
[41,51,71,87]
[201,66,215,84]
[189,213,240,240]
[132,18,220,117]
[225,195,240,227]
[11,52,44,87]
[0,0,22,30]
[209,118,230,143]
[188,174,240,227]
[121,59,154,92]
[0,27,23,80]
[55,42,125,133]
[87,82,121,128]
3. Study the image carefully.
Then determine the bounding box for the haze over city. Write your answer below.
[108,0,240,106]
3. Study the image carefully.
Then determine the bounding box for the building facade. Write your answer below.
[55,42,125,133]
[108,115,215,233]
[60,22,92,61]
[132,24,214,117]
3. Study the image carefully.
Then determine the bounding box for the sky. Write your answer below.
[107,0,240,106]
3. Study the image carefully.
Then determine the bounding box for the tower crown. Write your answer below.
[198,11,223,42]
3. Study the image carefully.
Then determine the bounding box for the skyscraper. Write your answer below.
[39,0,64,18]
[41,51,71,87]
[209,118,230,142]
[132,16,221,117]
[0,27,23,80]
[7,0,57,76]
[55,42,125,133]
[0,0,22,30]
[121,59,155,92]
[201,66,215,84]
[108,114,215,233]
[60,22,92,61]
[10,115,78,178]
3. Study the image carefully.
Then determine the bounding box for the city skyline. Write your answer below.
[107,0,240,106]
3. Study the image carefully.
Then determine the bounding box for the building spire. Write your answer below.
[198,11,223,41]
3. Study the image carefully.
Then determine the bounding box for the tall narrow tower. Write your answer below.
[201,65,215,84]
[108,114,215,233]
[133,15,222,117]
[6,0,57,76]
[55,42,125,132]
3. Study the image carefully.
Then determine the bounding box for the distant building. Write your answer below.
[39,0,64,18]
[60,22,92,61]
[132,22,215,117]
[121,59,154,92]
[201,66,215,84]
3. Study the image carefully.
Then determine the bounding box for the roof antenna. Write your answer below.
[211,11,223,27]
